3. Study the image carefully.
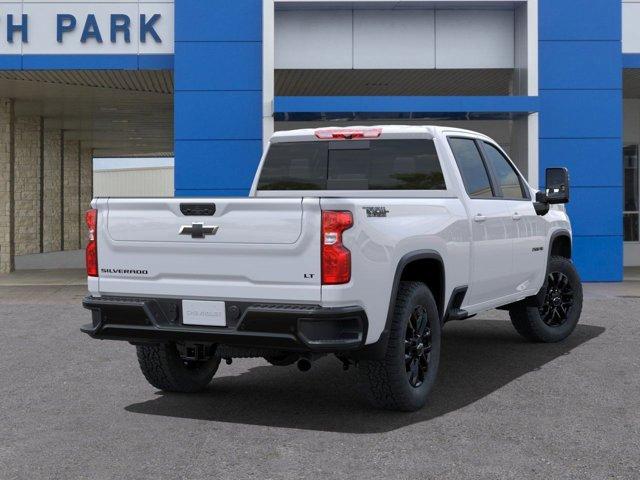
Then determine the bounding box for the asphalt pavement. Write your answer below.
[0,281,638,480]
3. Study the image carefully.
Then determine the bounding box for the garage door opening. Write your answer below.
[0,70,173,272]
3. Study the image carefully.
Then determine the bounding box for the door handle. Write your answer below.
[474,214,487,223]
[512,212,522,221]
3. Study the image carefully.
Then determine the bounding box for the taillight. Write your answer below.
[321,211,353,285]
[315,128,382,140]
[85,209,98,277]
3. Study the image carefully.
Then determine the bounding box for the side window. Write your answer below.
[448,138,494,198]
[482,142,527,199]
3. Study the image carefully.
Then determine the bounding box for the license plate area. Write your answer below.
[182,300,227,327]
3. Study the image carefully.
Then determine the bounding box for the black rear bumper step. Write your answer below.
[81,296,368,353]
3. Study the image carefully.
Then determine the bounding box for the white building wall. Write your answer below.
[93,167,173,197]
[434,10,514,68]
[275,9,515,69]
[624,1,640,53]
[353,10,436,69]
[0,1,174,56]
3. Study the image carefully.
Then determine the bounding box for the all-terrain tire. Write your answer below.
[136,343,220,393]
[509,255,583,343]
[357,281,441,412]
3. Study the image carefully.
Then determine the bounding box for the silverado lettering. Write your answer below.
[100,268,148,275]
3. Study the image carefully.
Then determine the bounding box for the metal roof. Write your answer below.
[0,70,173,157]
[0,70,173,94]
[275,69,514,96]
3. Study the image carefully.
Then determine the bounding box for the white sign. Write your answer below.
[0,1,174,55]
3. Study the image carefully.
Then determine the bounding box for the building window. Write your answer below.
[624,145,639,242]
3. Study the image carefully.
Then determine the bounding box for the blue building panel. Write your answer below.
[137,55,174,70]
[174,140,263,191]
[175,43,262,91]
[539,90,621,139]
[174,0,263,198]
[0,54,173,70]
[0,55,22,69]
[538,0,623,281]
[623,54,640,68]
[539,0,621,41]
[566,187,623,237]
[572,236,624,282]
[175,0,262,42]
[540,138,622,187]
[540,41,622,90]
[22,54,136,70]
[175,91,262,141]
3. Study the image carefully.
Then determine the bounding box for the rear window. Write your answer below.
[257,139,446,191]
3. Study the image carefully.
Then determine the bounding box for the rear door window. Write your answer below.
[257,139,446,191]
[448,137,494,198]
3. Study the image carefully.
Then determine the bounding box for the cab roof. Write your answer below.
[269,125,491,143]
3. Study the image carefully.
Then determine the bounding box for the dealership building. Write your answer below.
[0,0,636,281]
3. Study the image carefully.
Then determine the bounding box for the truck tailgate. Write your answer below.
[94,197,322,302]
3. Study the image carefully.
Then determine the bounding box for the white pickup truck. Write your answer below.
[82,126,582,411]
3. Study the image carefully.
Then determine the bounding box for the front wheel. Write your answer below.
[357,281,441,412]
[136,343,220,393]
[509,255,583,343]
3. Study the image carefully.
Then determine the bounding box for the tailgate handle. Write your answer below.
[180,203,216,216]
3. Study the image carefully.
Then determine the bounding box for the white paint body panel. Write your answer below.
[91,126,571,345]
[93,197,323,303]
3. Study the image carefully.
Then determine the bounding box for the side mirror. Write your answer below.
[541,167,570,204]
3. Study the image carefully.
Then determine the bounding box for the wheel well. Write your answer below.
[400,259,445,319]
[550,234,571,259]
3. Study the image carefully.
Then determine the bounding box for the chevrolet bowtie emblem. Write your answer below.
[179,222,219,239]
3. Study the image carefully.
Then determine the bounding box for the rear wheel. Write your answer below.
[509,255,583,342]
[357,281,441,412]
[136,343,220,393]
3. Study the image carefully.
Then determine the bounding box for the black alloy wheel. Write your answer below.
[357,281,441,411]
[405,305,432,388]
[508,256,583,343]
[539,271,574,327]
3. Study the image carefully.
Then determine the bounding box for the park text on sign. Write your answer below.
[1,14,163,44]
[0,3,174,55]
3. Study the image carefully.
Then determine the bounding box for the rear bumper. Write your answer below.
[81,296,368,353]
